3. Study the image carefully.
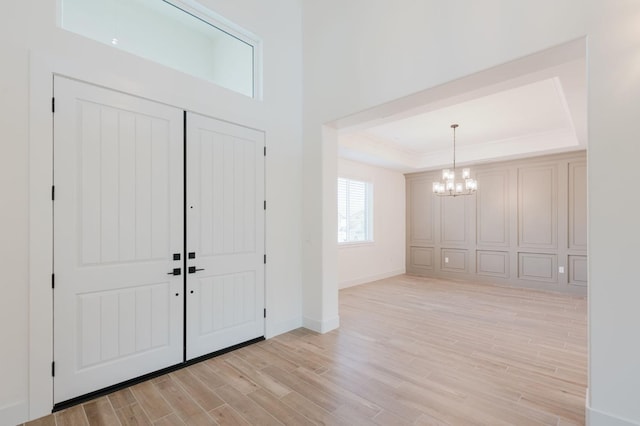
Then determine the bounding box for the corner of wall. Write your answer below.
[586,389,640,426]
[302,315,340,334]
[265,316,304,340]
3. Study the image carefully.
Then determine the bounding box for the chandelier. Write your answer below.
[432,124,478,197]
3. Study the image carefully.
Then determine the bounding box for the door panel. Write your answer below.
[53,77,184,403]
[186,112,265,360]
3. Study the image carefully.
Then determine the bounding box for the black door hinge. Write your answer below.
[52,97,55,113]
[52,274,55,289]
[263,254,266,264]
[264,200,266,210]
[51,186,55,201]
[51,361,55,377]
[264,146,266,156]
[263,308,266,318]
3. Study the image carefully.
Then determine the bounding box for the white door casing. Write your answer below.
[53,77,184,403]
[185,112,265,360]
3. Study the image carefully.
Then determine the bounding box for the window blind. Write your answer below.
[337,177,373,243]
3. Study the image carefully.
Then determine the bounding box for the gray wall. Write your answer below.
[406,151,587,293]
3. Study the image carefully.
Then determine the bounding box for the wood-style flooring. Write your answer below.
[24,275,587,425]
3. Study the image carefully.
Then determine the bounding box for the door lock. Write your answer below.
[167,268,181,276]
[188,266,205,274]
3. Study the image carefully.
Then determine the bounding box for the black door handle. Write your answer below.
[167,268,181,276]
[188,266,205,274]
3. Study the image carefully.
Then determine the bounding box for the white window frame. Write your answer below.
[337,177,374,245]
[55,0,263,99]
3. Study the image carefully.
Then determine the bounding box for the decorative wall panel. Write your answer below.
[406,152,586,293]
[409,179,434,244]
[477,171,509,247]
[569,255,588,286]
[518,252,557,283]
[410,246,434,270]
[441,248,467,272]
[518,165,557,249]
[476,250,509,278]
[441,196,466,245]
[569,162,587,249]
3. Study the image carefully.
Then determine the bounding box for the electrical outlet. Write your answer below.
[445,257,449,263]
[559,266,565,274]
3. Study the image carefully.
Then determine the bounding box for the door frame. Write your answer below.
[29,51,268,420]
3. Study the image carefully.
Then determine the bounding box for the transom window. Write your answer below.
[337,177,373,244]
[59,0,259,98]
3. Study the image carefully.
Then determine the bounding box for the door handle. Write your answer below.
[188,266,205,274]
[167,268,181,276]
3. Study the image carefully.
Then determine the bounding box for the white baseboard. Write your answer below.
[339,269,405,289]
[303,315,340,334]
[0,400,28,425]
[586,389,640,426]
[265,316,303,339]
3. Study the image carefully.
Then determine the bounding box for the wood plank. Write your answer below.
[214,385,283,426]
[280,391,349,426]
[247,388,314,425]
[130,380,173,422]
[154,375,207,422]
[208,404,251,426]
[115,403,152,426]
[83,396,121,426]
[55,405,89,426]
[108,388,137,410]
[152,413,184,425]
[170,368,226,411]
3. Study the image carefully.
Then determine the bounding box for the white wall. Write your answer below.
[0,0,302,423]
[337,158,405,289]
[302,1,640,425]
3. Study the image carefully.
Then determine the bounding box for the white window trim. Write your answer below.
[55,0,263,100]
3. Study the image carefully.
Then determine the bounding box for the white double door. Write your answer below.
[53,77,265,403]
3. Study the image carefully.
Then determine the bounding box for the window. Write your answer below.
[337,178,373,244]
[59,0,258,98]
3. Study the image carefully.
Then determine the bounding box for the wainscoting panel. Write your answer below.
[518,164,558,249]
[569,161,587,250]
[409,178,434,245]
[410,246,434,271]
[441,248,467,273]
[518,252,557,283]
[441,196,467,245]
[476,170,509,247]
[569,255,588,286]
[476,250,509,278]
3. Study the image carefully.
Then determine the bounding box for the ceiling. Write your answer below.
[338,55,586,173]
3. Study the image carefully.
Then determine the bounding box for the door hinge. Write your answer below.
[264,146,266,156]
[52,97,55,113]
[51,274,55,289]
[264,200,266,210]
[263,308,266,318]
[51,185,55,201]
[263,254,266,264]
[51,361,55,377]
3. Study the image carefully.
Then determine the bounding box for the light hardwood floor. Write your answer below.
[24,275,587,425]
